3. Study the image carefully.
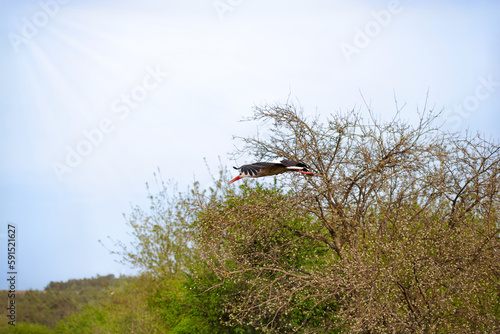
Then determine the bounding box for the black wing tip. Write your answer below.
[280,159,309,170]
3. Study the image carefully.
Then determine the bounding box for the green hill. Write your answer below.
[1,274,122,331]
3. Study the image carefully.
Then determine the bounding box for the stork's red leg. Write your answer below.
[297,171,318,176]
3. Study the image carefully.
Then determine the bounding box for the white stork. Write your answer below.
[229,159,317,184]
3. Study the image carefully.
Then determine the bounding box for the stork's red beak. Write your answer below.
[229,175,242,184]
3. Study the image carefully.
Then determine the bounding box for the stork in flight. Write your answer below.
[229,159,317,184]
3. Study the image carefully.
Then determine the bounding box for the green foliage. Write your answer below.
[53,274,168,334]
[53,304,108,334]
[146,274,228,334]
[0,322,52,334]
[180,267,261,334]
[0,274,118,330]
[111,178,199,279]
[45,274,116,292]
[197,182,342,332]
[101,172,263,333]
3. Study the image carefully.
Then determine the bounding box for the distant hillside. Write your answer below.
[1,274,125,329]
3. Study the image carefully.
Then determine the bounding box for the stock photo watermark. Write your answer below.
[340,0,403,63]
[51,65,169,182]
[213,0,244,20]
[445,74,498,131]
[6,224,17,326]
[8,0,72,54]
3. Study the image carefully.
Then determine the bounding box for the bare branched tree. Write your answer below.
[197,103,500,333]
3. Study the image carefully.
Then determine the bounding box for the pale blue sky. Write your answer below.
[1,0,499,290]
